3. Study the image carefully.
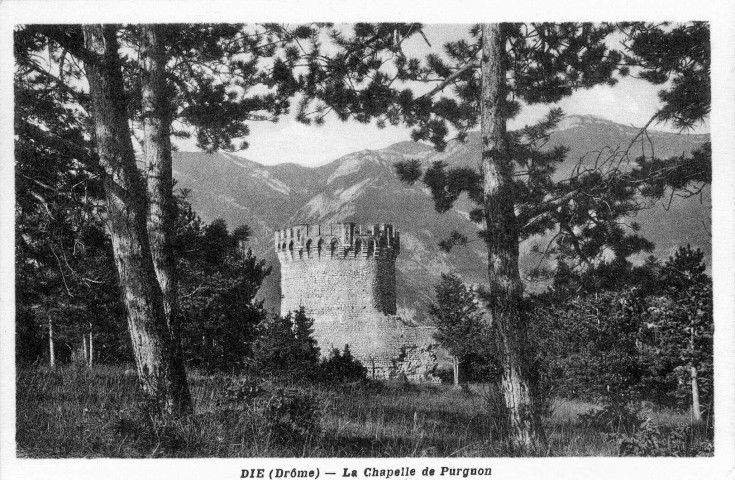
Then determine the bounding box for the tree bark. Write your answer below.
[690,327,701,422]
[453,356,460,388]
[691,365,701,422]
[89,326,94,368]
[48,315,55,368]
[83,333,89,364]
[140,25,177,324]
[140,24,193,414]
[480,23,546,452]
[82,24,192,416]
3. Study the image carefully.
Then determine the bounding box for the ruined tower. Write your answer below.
[275,222,437,381]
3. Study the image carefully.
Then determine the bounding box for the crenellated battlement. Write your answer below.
[274,222,400,262]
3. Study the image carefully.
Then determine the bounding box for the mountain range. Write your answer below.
[171,115,711,319]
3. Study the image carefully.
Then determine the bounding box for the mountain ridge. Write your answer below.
[171,115,710,319]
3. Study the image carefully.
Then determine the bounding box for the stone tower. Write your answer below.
[275,223,399,320]
[275,223,438,381]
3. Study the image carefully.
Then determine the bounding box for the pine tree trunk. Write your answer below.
[689,328,701,422]
[140,24,193,415]
[89,328,94,368]
[480,23,546,452]
[140,24,177,324]
[453,356,460,388]
[83,334,89,364]
[691,366,701,422]
[48,315,55,368]
[82,24,192,416]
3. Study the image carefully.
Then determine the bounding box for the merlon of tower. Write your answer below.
[274,223,400,262]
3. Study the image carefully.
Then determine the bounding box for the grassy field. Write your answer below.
[15,364,710,458]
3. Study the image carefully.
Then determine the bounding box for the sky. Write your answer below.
[174,24,709,167]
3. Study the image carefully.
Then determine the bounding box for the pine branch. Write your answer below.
[16,120,91,160]
[519,189,579,231]
[418,60,478,100]
[622,112,659,159]
[24,61,88,105]
[35,26,91,64]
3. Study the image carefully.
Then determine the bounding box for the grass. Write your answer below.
[15,364,708,458]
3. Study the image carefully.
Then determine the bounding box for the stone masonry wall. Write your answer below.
[276,223,438,382]
[280,256,396,318]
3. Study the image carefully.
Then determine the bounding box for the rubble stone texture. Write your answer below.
[276,223,439,382]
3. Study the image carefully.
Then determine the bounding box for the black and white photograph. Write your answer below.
[1,1,734,479]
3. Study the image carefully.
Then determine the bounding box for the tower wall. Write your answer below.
[280,256,396,319]
[276,223,399,319]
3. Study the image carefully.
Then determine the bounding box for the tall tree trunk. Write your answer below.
[89,325,94,368]
[48,315,55,368]
[480,23,546,452]
[140,24,193,414]
[690,328,701,422]
[453,356,460,388]
[82,24,192,416]
[140,24,177,323]
[691,366,701,422]
[83,333,89,364]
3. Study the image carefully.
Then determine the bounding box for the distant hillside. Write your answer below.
[172,115,710,319]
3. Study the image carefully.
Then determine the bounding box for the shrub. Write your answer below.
[578,403,645,434]
[264,388,321,443]
[319,345,367,383]
[617,420,713,456]
[218,377,321,444]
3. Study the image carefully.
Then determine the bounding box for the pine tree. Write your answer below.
[300,21,625,451]
[617,22,711,201]
[15,29,128,366]
[620,22,710,131]
[429,274,490,387]
[176,208,271,370]
[15,23,313,413]
[656,246,713,421]
[297,21,709,451]
[250,308,320,379]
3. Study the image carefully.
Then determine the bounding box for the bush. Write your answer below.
[264,388,321,443]
[219,377,321,444]
[617,420,713,456]
[319,345,367,383]
[578,403,645,434]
